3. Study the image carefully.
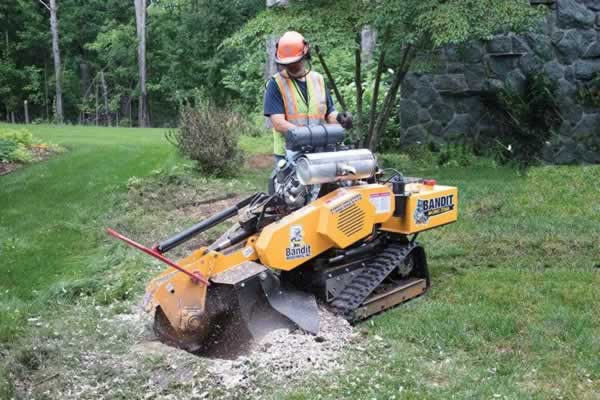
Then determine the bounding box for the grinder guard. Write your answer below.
[144,255,320,350]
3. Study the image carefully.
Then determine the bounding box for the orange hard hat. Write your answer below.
[275,31,309,65]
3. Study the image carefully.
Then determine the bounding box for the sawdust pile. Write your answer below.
[127,305,358,399]
[16,303,358,399]
[204,307,356,390]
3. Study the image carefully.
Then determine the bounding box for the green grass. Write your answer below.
[240,133,272,155]
[0,123,271,345]
[1,123,598,399]
[0,124,178,299]
[271,164,600,399]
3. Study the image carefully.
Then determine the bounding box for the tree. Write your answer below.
[134,0,148,127]
[86,22,137,125]
[363,0,541,150]
[1,0,263,125]
[38,0,64,123]
[0,57,21,122]
[147,0,264,119]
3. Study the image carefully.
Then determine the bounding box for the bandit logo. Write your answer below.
[414,194,455,224]
[285,225,312,260]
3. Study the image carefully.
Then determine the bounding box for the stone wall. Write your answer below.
[400,0,600,163]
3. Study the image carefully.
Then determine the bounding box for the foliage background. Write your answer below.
[1,0,545,155]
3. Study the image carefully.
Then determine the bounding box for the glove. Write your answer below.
[336,112,353,129]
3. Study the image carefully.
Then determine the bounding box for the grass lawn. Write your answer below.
[0,124,182,300]
[0,123,598,399]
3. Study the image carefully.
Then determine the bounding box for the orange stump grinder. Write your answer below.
[108,125,458,350]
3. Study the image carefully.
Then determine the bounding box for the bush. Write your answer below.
[0,139,32,163]
[166,100,244,176]
[0,127,62,164]
[0,139,18,162]
[10,144,33,163]
[0,127,35,163]
[0,128,34,147]
[481,73,562,166]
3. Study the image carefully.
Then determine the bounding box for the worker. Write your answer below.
[264,31,353,166]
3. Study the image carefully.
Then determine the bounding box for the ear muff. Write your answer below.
[303,39,311,60]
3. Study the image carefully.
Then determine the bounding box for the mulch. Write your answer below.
[0,163,20,176]
[0,145,59,177]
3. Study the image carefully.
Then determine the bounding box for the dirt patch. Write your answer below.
[245,154,273,170]
[118,174,251,258]
[0,162,20,176]
[175,194,241,221]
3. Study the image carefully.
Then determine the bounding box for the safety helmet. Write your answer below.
[275,31,309,65]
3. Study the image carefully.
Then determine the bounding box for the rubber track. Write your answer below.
[330,242,416,322]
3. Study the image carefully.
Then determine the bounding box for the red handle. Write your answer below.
[106,228,210,286]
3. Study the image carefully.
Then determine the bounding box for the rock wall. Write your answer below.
[400,0,600,163]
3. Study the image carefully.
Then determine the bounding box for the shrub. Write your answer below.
[0,127,62,164]
[10,145,33,163]
[481,73,562,166]
[0,128,35,147]
[0,140,18,162]
[0,128,36,163]
[166,100,244,176]
[0,139,32,163]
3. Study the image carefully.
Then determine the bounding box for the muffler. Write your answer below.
[295,149,377,185]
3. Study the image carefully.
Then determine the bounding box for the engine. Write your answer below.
[273,125,378,209]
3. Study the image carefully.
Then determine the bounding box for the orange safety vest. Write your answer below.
[272,71,327,155]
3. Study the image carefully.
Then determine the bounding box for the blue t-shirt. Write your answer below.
[263,77,336,117]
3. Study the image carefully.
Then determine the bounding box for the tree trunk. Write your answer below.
[44,59,50,121]
[369,45,415,151]
[24,101,29,124]
[361,25,377,64]
[4,31,9,123]
[100,71,111,126]
[314,46,347,111]
[129,96,132,127]
[49,0,63,123]
[80,59,90,101]
[134,0,148,127]
[354,33,363,139]
[95,80,99,126]
[364,45,387,147]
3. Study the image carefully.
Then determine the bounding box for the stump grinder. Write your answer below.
[108,125,458,351]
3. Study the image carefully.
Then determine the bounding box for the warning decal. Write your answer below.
[369,192,391,214]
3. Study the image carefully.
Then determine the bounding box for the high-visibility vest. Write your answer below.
[272,71,327,155]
